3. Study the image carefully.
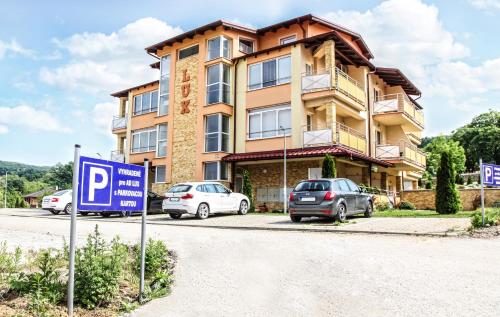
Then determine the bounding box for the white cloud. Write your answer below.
[92,102,116,137]
[0,39,33,59]
[323,0,469,83]
[40,17,182,94]
[0,105,71,133]
[469,0,500,10]
[0,125,8,134]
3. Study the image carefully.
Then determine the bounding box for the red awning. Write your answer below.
[222,145,392,167]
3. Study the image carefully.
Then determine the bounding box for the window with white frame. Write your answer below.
[156,124,167,157]
[159,55,170,115]
[205,114,229,152]
[133,90,158,115]
[155,165,166,183]
[248,55,291,90]
[131,128,156,153]
[206,63,230,104]
[280,35,296,45]
[248,105,291,139]
[239,38,254,54]
[207,36,231,60]
[204,161,228,181]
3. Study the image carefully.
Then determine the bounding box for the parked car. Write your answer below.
[41,190,72,215]
[288,178,373,223]
[100,191,164,217]
[162,182,249,219]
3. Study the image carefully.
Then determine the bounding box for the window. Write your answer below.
[131,128,156,153]
[205,114,229,152]
[204,161,228,180]
[155,165,166,183]
[376,130,382,145]
[133,91,159,115]
[305,64,313,75]
[346,179,359,192]
[248,105,291,139]
[168,184,192,193]
[159,55,170,115]
[280,35,296,45]
[248,55,291,90]
[337,180,350,192]
[157,124,167,157]
[206,63,230,104]
[214,184,230,193]
[207,36,231,60]
[178,44,199,60]
[239,38,254,54]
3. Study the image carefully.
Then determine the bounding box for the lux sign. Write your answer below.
[180,69,191,114]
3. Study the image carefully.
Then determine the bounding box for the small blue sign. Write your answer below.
[482,163,500,187]
[77,156,146,211]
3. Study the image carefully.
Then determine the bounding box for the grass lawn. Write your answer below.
[373,209,476,218]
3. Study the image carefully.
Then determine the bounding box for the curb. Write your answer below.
[0,212,466,238]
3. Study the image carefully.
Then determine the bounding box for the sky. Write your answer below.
[0,0,499,166]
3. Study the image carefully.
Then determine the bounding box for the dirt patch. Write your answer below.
[466,226,500,239]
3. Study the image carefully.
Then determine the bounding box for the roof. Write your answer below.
[222,145,392,167]
[374,67,421,96]
[256,14,373,59]
[150,61,160,69]
[233,30,374,69]
[24,188,54,198]
[145,20,256,54]
[145,14,373,60]
[110,80,159,98]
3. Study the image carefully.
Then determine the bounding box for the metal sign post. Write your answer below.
[68,144,81,317]
[3,172,6,208]
[479,158,485,226]
[139,159,149,302]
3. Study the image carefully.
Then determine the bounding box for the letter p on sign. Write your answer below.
[89,167,109,201]
[80,162,113,207]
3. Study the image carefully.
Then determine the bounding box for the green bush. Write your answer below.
[399,201,416,210]
[74,225,127,309]
[241,169,254,212]
[470,210,500,228]
[134,239,169,280]
[375,201,391,211]
[322,154,336,178]
[435,151,461,214]
[0,242,22,297]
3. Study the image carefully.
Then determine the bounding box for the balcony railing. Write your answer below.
[374,94,424,128]
[301,67,366,106]
[375,141,426,168]
[112,115,127,131]
[110,150,125,163]
[303,122,366,153]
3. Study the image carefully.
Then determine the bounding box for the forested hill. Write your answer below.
[0,160,51,180]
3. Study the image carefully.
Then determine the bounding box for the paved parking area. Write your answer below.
[1,208,470,236]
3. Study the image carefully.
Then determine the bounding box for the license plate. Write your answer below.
[301,197,315,202]
[170,197,180,202]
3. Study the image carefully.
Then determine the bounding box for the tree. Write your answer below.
[42,162,73,189]
[322,154,336,178]
[241,169,254,212]
[435,151,461,214]
[424,136,466,176]
[452,110,500,171]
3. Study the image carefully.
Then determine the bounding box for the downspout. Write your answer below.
[298,20,307,38]
[231,58,240,190]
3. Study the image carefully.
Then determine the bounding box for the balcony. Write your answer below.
[375,141,426,169]
[303,122,366,154]
[110,150,125,163]
[301,67,366,108]
[112,115,127,132]
[373,94,424,130]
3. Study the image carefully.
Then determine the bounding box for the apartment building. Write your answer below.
[110,14,426,209]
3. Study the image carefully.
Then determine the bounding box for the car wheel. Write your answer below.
[80,212,89,216]
[335,203,347,222]
[196,203,209,219]
[169,213,182,219]
[238,200,249,215]
[290,215,302,223]
[63,203,72,215]
[364,202,373,218]
[101,213,111,218]
[49,209,60,215]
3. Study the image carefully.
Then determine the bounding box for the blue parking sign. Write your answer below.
[77,156,146,211]
[482,163,500,187]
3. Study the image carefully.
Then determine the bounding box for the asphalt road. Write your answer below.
[1,209,499,317]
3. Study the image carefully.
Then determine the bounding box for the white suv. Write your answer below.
[162,182,250,219]
[41,190,72,215]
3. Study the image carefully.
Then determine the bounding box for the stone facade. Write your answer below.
[402,188,500,211]
[170,55,199,185]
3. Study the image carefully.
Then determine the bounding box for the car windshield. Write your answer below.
[294,181,330,192]
[52,190,70,196]
[168,185,192,193]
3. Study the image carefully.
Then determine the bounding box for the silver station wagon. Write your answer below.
[288,178,373,223]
